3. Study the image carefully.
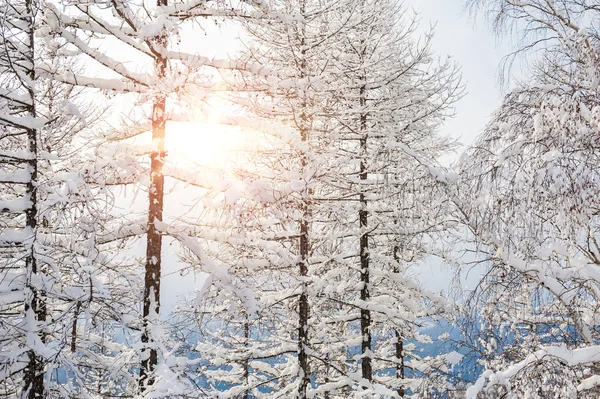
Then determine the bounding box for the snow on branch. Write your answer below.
[0,197,32,213]
[95,220,148,245]
[0,168,30,183]
[467,345,600,398]
[43,3,151,57]
[0,113,48,130]
[0,228,31,246]
[52,27,151,87]
[37,65,146,93]
[0,149,34,161]
[387,139,458,185]
[159,1,302,23]
[0,87,33,106]
[154,220,258,316]
[165,51,272,76]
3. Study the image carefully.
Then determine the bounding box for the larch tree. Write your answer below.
[318,0,461,395]
[192,0,463,397]
[0,1,46,395]
[41,0,283,395]
[0,0,114,396]
[219,0,357,397]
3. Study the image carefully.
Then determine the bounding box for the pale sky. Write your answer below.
[163,1,521,301]
[179,1,515,165]
[402,0,517,290]
[408,0,515,164]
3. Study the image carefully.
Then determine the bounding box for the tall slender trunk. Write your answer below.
[243,313,250,399]
[395,330,404,397]
[23,80,44,399]
[19,0,45,396]
[140,0,167,389]
[297,1,310,396]
[298,210,310,398]
[324,352,330,399]
[359,83,372,382]
[298,128,310,397]
[70,301,82,352]
[393,244,404,397]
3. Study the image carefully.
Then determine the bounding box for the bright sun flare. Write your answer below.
[166,122,245,167]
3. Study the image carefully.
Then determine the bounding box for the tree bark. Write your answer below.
[298,213,310,398]
[140,0,167,390]
[70,301,82,352]
[243,313,250,399]
[359,84,372,382]
[393,244,404,397]
[395,330,404,397]
[21,0,45,395]
[297,1,311,396]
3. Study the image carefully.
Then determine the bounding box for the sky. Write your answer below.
[406,0,516,164]
[400,0,517,290]
[121,0,523,304]
[178,0,517,165]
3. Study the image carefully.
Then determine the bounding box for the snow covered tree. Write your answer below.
[40,0,280,395]
[210,1,355,396]
[0,1,46,395]
[318,0,461,395]
[183,0,462,397]
[0,1,116,396]
[42,0,173,389]
[459,87,600,398]
[458,1,600,396]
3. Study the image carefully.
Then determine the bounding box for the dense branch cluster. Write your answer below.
[458,1,600,397]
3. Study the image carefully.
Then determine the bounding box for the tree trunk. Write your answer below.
[20,0,45,395]
[140,0,167,389]
[395,330,404,397]
[297,1,311,396]
[70,301,82,352]
[23,101,44,399]
[359,84,372,382]
[393,245,404,397]
[243,313,250,399]
[298,214,310,398]
[298,126,310,397]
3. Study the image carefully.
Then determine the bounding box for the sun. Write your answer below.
[166,121,245,167]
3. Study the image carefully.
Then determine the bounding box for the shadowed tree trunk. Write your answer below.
[140,0,167,390]
[395,330,404,397]
[359,81,372,382]
[10,0,47,396]
[297,0,311,396]
[243,312,250,399]
[393,244,404,397]
[298,208,310,398]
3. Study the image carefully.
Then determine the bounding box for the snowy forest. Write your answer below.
[2,0,600,397]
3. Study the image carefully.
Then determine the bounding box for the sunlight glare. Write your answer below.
[167,122,243,167]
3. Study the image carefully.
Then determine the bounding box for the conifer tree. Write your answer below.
[0,1,111,396]
[41,0,281,394]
